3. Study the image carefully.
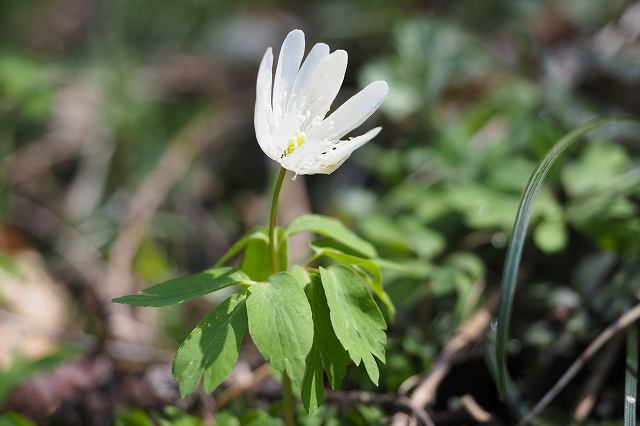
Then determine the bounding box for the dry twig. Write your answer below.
[460,394,494,423]
[519,302,640,425]
[572,333,624,421]
[215,363,272,409]
[394,292,497,426]
[409,298,494,407]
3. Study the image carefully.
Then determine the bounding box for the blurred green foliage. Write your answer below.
[1,0,640,423]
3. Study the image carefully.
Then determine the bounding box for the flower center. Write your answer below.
[283,131,306,157]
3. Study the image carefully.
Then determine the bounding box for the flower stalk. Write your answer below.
[267,166,295,426]
[258,29,389,426]
[269,167,287,275]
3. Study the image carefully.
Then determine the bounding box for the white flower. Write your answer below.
[254,29,388,175]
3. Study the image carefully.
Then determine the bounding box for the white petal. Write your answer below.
[314,156,349,175]
[255,47,274,159]
[272,30,305,121]
[280,140,325,174]
[307,127,381,175]
[313,81,388,141]
[287,43,330,112]
[271,113,303,157]
[297,50,348,125]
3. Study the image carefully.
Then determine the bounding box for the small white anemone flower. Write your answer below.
[255,29,388,175]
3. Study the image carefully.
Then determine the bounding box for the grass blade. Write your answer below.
[484,327,530,421]
[626,325,638,426]
[496,117,638,398]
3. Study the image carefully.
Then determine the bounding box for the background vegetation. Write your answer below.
[1,0,640,424]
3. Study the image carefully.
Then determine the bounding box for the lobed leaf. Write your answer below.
[112,267,249,307]
[246,272,313,386]
[320,265,386,385]
[301,343,323,415]
[284,214,377,258]
[294,268,350,399]
[310,240,395,319]
[172,293,248,397]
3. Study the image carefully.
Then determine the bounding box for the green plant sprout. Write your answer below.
[113,29,392,426]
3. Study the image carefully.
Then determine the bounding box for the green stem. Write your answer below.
[303,252,323,267]
[282,371,295,426]
[267,167,295,426]
[269,167,287,275]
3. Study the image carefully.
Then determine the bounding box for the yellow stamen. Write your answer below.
[283,132,306,157]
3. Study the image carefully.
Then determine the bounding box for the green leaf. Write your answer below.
[238,226,287,281]
[244,412,283,426]
[215,412,240,426]
[240,238,271,281]
[285,214,377,258]
[486,157,536,192]
[172,293,248,397]
[134,240,171,283]
[320,265,387,385]
[301,343,323,415]
[561,141,629,198]
[306,273,350,390]
[290,265,310,290]
[157,406,207,426]
[533,219,567,253]
[0,413,37,426]
[214,227,268,268]
[291,266,350,408]
[359,214,446,258]
[247,273,314,386]
[446,184,523,230]
[397,217,447,259]
[310,240,395,319]
[112,267,249,307]
[115,408,155,426]
[0,53,53,120]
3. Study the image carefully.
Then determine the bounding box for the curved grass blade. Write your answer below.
[496,118,639,398]
[625,325,638,426]
[484,327,530,421]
